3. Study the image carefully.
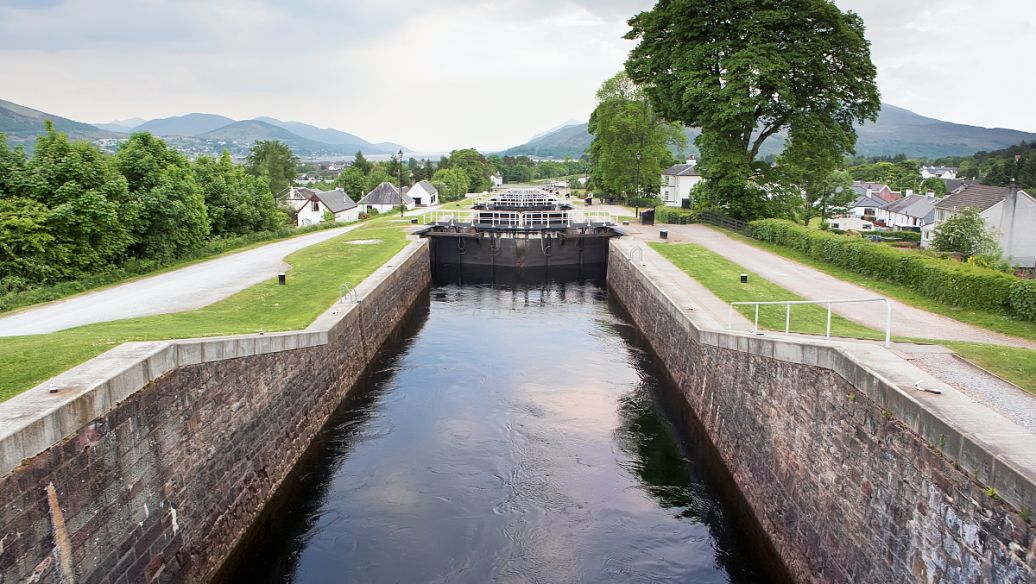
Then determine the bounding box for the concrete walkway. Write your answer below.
[0,224,364,337]
[632,223,1036,350]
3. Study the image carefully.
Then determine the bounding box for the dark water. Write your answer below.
[221,267,783,583]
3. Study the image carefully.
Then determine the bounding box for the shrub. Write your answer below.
[1010,280,1036,321]
[628,196,663,208]
[654,206,699,224]
[750,219,1028,319]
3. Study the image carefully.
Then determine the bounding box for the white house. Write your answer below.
[358,182,415,214]
[920,166,958,180]
[849,193,886,220]
[828,217,874,231]
[874,194,937,232]
[296,188,360,227]
[491,172,504,187]
[923,184,1036,266]
[406,180,439,207]
[279,187,317,212]
[660,157,702,208]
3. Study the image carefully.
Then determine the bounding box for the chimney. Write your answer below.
[686,156,696,168]
[1000,180,1019,259]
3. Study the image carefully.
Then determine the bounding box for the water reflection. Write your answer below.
[218,271,784,583]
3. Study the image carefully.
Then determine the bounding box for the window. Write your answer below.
[311,201,319,212]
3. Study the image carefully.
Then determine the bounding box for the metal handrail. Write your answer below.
[728,297,891,347]
[340,282,358,304]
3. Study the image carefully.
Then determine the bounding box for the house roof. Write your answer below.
[852,193,886,208]
[310,189,357,213]
[282,187,316,200]
[923,166,957,174]
[941,178,978,195]
[662,163,700,177]
[358,182,415,206]
[934,184,1011,213]
[409,180,438,197]
[883,194,937,220]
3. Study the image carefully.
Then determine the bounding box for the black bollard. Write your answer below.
[740,273,748,284]
[278,273,286,285]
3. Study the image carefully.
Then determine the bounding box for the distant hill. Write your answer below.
[134,113,237,137]
[502,103,1036,160]
[93,118,146,132]
[253,117,405,154]
[0,98,117,148]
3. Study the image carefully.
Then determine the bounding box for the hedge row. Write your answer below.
[654,206,699,224]
[750,219,1034,321]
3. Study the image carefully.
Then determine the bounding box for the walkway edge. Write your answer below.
[0,240,429,479]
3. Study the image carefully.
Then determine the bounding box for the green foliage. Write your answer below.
[364,168,394,193]
[447,148,492,193]
[751,219,1029,319]
[587,72,686,199]
[246,140,298,195]
[625,0,880,219]
[193,151,279,236]
[334,166,366,198]
[920,177,947,195]
[1010,280,1036,322]
[654,206,699,224]
[931,207,1000,259]
[351,151,372,175]
[432,168,470,202]
[848,160,922,192]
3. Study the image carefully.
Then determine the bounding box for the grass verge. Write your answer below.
[650,241,1036,393]
[0,222,409,402]
[0,220,352,316]
[714,227,1036,342]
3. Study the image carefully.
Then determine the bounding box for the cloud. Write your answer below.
[0,0,1033,152]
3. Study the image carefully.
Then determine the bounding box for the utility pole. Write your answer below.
[398,149,404,218]
[635,150,642,218]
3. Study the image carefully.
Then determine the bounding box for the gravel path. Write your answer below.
[907,351,1036,433]
[635,224,1036,350]
[0,224,362,336]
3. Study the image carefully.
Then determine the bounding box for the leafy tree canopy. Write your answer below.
[931,207,1000,260]
[246,140,298,195]
[625,0,880,219]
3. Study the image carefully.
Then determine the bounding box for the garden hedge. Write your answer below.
[654,206,699,224]
[750,219,1033,321]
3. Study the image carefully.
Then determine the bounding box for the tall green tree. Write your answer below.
[193,151,278,236]
[447,148,492,193]
[335,166,367,198]
[431,168,470,202]
[364,168,395,193]
[625,0,880,219]
[351,151,372,175]
[246,140,298,195]
[115,133,209,259]
[931,207,1001,260]
[587,72,686,199]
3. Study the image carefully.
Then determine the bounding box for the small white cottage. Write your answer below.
[296,188,360,227]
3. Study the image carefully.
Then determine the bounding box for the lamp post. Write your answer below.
[397,149,404,218]
[634,150,642,218]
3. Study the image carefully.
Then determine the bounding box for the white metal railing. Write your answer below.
[728,297,891,347]
[421,209,614,228]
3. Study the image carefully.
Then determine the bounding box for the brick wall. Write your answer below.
[607,245,1035,583]
[0,243,431,584]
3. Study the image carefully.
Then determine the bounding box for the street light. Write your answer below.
[398,149,404,218]
[634,150,642,218]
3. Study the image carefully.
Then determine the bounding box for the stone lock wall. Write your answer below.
[0,241,431,584]
[607,241,1035,583]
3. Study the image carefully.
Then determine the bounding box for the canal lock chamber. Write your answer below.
[215,262,790,583]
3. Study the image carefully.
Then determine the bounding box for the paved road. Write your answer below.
[0,224,363,337]
[634,223,1036,350]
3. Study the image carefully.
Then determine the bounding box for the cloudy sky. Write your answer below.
[0,0,1033,152]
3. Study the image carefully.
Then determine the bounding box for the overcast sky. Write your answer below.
[0,0,1033,152]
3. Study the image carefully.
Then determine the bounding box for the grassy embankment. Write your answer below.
[0,220,351,315]
[0,221,409,402]
[719,227,1036,342]
[650,242,1036,393]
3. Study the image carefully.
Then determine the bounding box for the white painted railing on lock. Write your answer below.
[728,297,892,348]
[421,210,473,224]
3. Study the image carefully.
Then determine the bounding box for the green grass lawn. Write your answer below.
[714,227,1036,343]
[650,243,882,339]
[650,242,1036,393]
[0,222,409,402]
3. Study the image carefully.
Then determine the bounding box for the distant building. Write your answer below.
[358,182,415,214]
[923,184,1036,266]
[279,187,317,212]
[849,192,886,221]
[920,166,958,180]
[491,172,504,188]
[660,157,702,208]
[874,194,938,232]
[407,180,439,207]
[852,181,902,204]
[296,188,360,227]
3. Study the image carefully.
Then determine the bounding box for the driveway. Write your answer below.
[0,224,363,337]
[634,223,1036,350]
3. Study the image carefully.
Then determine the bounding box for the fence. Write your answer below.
[728,297,892,347]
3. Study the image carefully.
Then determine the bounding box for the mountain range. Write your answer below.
[503,103,1036,159]
[0,100,409,156]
